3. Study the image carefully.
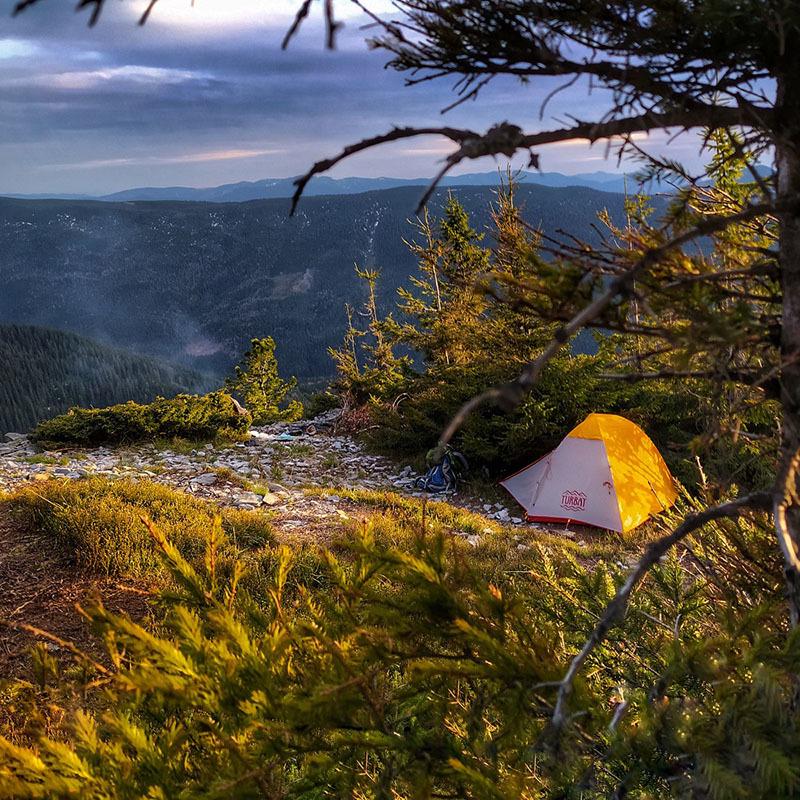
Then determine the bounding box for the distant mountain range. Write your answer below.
[4,169,661,203]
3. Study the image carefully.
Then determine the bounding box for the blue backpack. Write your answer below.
[414,448,469,494]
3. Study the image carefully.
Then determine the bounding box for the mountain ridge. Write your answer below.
[3,169,641,203]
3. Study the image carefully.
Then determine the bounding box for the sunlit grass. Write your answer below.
[308,485,663,561]
[7,478,275,579]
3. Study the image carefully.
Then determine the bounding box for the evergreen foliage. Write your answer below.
[226,338,302,425]
[328,159,779,491]
[391,197,490,367]
[0,325,204,434]
[32,391,251,446]
[329,268,412,407]
[1,495,797,798]
[329,186,713,482]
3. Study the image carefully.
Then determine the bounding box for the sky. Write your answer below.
[0,0,716,195]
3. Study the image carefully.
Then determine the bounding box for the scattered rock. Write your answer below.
[236,491,263,506]
[0,411,565,537]
[192,473,218,486]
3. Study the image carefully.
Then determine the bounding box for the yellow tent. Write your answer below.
[501,413,677,532]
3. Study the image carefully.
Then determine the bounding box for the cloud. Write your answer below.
[0,4,714,194]
[0,37,40,59]
[41,146,287,170]
[8,64,209,90]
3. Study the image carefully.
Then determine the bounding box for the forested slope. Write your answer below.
[0,325,205,433]
[0,185,649,379]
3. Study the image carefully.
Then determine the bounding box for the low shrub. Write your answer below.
[32,391,251,446]
[301,389,341,419]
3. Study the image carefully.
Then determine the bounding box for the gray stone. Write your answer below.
[192,473,218,486]
[236,491,263,506]
[4,432,26,442]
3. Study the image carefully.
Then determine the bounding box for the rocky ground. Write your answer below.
[0,414,599,675]
[0,411,538,538]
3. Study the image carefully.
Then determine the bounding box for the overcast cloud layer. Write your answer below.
[0,0,713,195]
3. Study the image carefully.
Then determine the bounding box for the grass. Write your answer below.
[4,476,663,625]
[281,443,316,458]
[152,436,239,455]
[308,485,661,561]
[319,452,340,470]
[7,478,275,579]
[210,466,252,488]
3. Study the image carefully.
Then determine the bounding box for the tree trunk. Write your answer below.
[775,67,800,624]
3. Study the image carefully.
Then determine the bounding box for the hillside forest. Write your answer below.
[0,326,205,433]
[0,185,645,379]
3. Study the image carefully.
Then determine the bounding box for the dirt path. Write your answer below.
[0,508,150,678]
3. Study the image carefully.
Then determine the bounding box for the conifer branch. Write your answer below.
[551,490,773,730]
[439,200,777,446]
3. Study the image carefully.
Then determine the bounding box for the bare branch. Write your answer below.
[283,0,314,49]
[551,491,773,730]
[292,106,771,213]
[139,0,159,26]
[291,124,477,214]
[773,448,800,626]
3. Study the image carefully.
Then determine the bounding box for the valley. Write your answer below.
[0,184,637,380]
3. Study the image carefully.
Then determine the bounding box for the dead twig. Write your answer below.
[0,617,111,676]
[773,447,800,626]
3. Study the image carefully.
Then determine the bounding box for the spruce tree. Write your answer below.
[394,195,490,368]
[226,337,302,425]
